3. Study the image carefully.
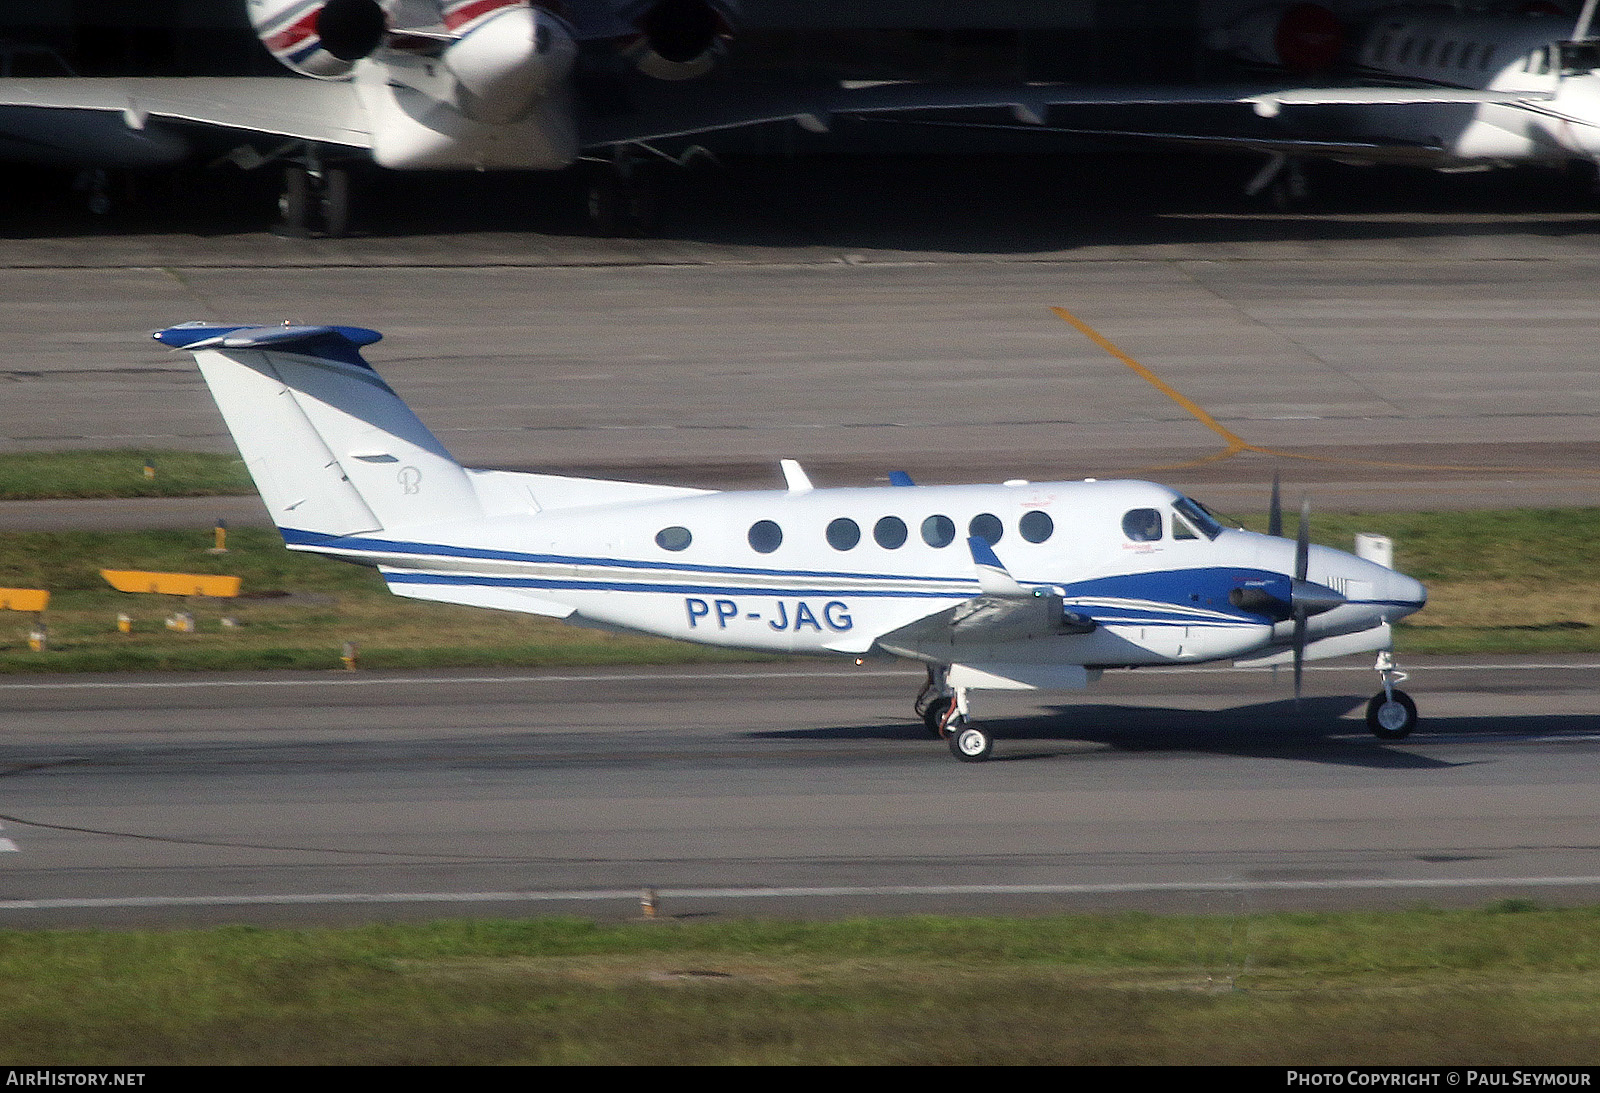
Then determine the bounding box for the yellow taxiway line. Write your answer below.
[1050,305,1599,478]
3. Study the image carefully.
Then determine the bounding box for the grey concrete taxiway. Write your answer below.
[2,174,1600,516]
[0,659,1597,926]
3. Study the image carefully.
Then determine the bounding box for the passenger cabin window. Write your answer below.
[748,520,783,554]
[1019,510,1054,544]
[1397,38,1414,64]
[969,513,1003,545]
[655,526,692,552]
[1438,42,1456,68]
[1458,43,1475,70]
[921,514,955,548]
[826,517,860,551]
[874,516,908,549]
[1122,508,1162,542]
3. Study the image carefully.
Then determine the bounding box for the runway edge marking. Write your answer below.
[0,662,1593,692]
[8,874,1600,911]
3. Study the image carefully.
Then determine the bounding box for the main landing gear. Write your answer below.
[1246,152,1311,211]
[1366,650,1418,740]
[585,145,659,237]
[913,667,994,762]
[277,157,352,239]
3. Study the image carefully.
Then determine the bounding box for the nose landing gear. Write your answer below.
[1366,650,1417,739]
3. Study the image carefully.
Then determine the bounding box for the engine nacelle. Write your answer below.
[1209,3,1345,73]
[631,0,736,81]
[248,0,388,79]
[441,2,576,124]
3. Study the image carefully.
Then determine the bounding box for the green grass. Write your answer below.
[2,907,1598,1064]
[1,509,1598,672]
[0,526,767,672]
[0,450,252,501]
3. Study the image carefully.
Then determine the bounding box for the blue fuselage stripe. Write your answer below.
[289,529,1405,624]
[281,527,970,586]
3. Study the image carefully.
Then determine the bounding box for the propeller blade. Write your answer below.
[1293,496,1311,705]
[1268,472,1282,537]
[1295,497,1310,583]
[1292,608,1307,704]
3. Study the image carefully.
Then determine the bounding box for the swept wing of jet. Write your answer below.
[156,319,1428,762]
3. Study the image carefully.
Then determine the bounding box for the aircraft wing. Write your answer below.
[0,77,371,149]
[578,78,835,147]
[827,81,1549,119]
[582,76,1550,155]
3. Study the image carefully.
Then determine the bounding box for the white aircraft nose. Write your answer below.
[1383,569,1427,618]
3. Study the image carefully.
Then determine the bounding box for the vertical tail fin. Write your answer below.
[157,323,482,536]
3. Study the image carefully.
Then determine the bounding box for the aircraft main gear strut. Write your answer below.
[913,665,952,736]
[276,146,352,238]
[1366,649,1417,740]
[586,145,657,237]
[1246,152,1310,211]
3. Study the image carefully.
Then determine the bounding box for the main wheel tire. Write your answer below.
[586,177,623,237]
[623,177,658,237]
[277,166,311,237]
[920,696,951,737]
[948,721,994,762]
[1366,688,1417,740]
[320,167,351,238]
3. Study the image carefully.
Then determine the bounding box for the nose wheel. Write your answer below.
[1366,651,1417,739]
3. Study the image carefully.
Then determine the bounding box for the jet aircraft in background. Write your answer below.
[0,0,749,235]
[0,0,1574,236]
[1,1,1585,235]
[1191,1,1600,203]
[158,319,1427,762]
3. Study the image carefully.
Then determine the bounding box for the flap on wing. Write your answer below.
[873,592,1095,653]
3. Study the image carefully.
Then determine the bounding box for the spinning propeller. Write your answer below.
[1263,474,1347,702]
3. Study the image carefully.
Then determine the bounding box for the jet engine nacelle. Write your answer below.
[248,0,388,79]
[631,0,736,81]
[1208,3,1346,73]
[439,1,576,123]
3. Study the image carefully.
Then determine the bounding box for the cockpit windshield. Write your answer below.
[1172,496,1223,540]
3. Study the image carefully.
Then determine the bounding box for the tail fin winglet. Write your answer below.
[154,322,382,361]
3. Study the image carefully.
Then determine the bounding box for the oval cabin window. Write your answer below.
[748,520,783,554]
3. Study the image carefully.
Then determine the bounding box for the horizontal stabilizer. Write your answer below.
[381,569,576,618]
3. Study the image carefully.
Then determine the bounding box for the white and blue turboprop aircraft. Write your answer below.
[157,320,1428,762]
